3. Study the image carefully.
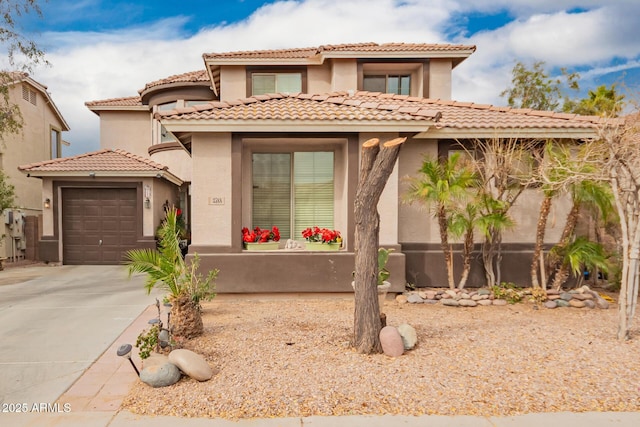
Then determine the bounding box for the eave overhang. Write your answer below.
[22,170,183,186]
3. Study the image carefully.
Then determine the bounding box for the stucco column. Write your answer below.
[191,133,233,247]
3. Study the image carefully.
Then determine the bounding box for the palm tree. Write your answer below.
[549,179,613,289]
[406,153,477,289]
[550,236,609,288]
[125,207,217,338]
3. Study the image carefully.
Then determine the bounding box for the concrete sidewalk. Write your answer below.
[1,265,639,426]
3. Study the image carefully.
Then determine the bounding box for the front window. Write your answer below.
[363,74,411,95]
[252,151,334,240]
[252,73,302,95]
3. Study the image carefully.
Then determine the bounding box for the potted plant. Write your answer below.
[242,226,280,250]
[301,226,342,251]
[352,248,394,310]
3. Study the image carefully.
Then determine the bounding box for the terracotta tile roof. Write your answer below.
[85,96,143,108]
[140,69,210,93]
[156,91,605,130]
[203,42,476,60]
[18,149,168,173]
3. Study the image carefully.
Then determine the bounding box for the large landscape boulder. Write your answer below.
[139,362,181,387]
[397,324,418,350]
[169,349,213,381]
[379,326,404,357]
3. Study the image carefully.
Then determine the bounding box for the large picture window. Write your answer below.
[252,152,334,240]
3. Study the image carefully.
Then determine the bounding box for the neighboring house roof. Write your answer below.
[3,71,71,132]
[18,148,183,185]
[157,91,606,139]
[85,96,146,114]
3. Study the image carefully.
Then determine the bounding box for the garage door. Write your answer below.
[62,188,138,265]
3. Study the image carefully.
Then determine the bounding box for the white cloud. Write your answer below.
[22,0,640,156]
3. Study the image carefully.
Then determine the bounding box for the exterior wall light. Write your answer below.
[44,198,51,209]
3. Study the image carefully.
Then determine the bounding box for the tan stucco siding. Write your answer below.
[397,139,440,243]
[150,149,192,182]
[191,133,233,246]
[307,63,332,94]
[99,111,151,158]
[331,59,358,92]
[220,66,247,101]
[428,59,453,100]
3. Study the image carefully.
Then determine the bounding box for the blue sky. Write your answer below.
[8,0,640,156]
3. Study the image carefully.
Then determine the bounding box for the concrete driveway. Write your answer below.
[0,265,158,406]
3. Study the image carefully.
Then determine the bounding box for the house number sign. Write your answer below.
[208,197,225,205]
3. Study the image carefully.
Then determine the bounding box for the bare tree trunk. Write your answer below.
[482,228,498,287]
[611,172,640,340]
[353,137,405,354]
[551,203,581,290]
[437,206,455,289]
[457,227,474,289]
[531,195,553,288]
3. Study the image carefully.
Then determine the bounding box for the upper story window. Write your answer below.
[252,73,302,96]
[247,66,307,97]
[359,61,425,97]
[363,75,411,95]
[51,128,61,159]
[22,84,37,106]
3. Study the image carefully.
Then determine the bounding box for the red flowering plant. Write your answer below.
[241,226,281,244]
[301,226,342,245]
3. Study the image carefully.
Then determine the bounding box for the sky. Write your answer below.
[7,0,640,156]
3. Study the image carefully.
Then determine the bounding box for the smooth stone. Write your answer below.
[418,291,428,299]
[569,299,586,308]
[583,300,596,309]
[546,289,560,295]
[397,324,418,350]
[478,299,493,306]
[142,353,169,369]
[571,293,589,301]
[407,294,424,304]
[471,294,483,301]
[442,299,460,307]
[544,300,558,309]
[169,349,213,381]
[560,292,573,301]
[596,298,610,309]
[425,291,437,300]
[492,299,507,306]
[547,294,560,300]
[478,289,491,296]
[380,326,404,357]
[460,293,471,299]
[459,299,478,307]
[440,293,452,299]
[555,299,570,307]
[396,294,408,304]
[424,299,439,304]
[140,362,181,388]
[445,290,458,298]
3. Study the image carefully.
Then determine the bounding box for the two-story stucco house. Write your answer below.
[19,43,604,291]
[2,72,69,265]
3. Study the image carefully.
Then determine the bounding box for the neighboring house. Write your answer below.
[20,43,606,291]
[1,72,69,264]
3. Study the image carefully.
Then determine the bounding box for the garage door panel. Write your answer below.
[62,188,139,265]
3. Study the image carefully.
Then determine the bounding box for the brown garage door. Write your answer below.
[62,188,138,265]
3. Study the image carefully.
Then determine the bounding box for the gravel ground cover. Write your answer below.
[122,294,640,419]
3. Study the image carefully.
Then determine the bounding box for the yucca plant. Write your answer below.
[125,207,217,338]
